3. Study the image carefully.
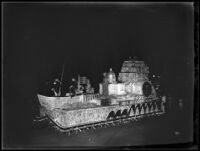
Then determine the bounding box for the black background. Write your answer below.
[3,2,194,147]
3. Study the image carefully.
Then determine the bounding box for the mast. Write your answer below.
[78,74,80,90]
[59,63,65,96]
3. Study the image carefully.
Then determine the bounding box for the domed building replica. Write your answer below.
[99,57,154,99]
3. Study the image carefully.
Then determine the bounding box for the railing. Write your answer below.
[83,94,100,102]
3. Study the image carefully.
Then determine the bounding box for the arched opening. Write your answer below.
[135,107,140,115]
[141,103,147,114]
[107,111,115,120]
[128,105,136,116]
[146,102,153,113]
[135,105,142,115]
[122,109,128,117]
[115,110,121,118]
[154,103,158,112]
[145,103,149,114]
[140,105,145,114]
[147,102,156,113]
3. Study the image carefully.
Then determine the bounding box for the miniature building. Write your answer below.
[99,68,117,96]
[99,57,151,97]
[118,58,149,83]
[102,68,117,84]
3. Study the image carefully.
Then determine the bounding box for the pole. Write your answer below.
[59,63,65,96]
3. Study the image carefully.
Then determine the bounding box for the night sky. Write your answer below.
[3,2,194,146]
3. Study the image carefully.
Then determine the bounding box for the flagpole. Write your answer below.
[59,63,65,96]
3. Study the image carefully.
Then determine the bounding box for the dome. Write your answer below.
[106,68,116,83]
[107,68,115,76]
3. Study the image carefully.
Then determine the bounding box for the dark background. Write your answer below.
[3,2,195,147]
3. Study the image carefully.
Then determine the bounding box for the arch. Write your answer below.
[140,104,146,115]
[135,104,142,115]
[141,103,147,114]
[147,102,156,113]
[115,110,121,118]
[145,102,150,114]
[135,107,140,115]
[146,102,153,113]
[107,111,115,120]
[136,104,143,112]
[122,109,128,117]
[128,105,136,116]
[154,101,159,112]
[140,107,145,115]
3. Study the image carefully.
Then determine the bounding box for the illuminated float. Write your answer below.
[35,57,166,133]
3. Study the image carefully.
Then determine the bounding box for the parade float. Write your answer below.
[34,57,166,134]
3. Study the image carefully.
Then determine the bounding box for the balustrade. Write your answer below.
[83,94,100,102]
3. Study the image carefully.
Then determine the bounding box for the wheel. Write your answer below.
[142,82,152,97]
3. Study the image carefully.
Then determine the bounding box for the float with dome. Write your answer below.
[35,57,166,133]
